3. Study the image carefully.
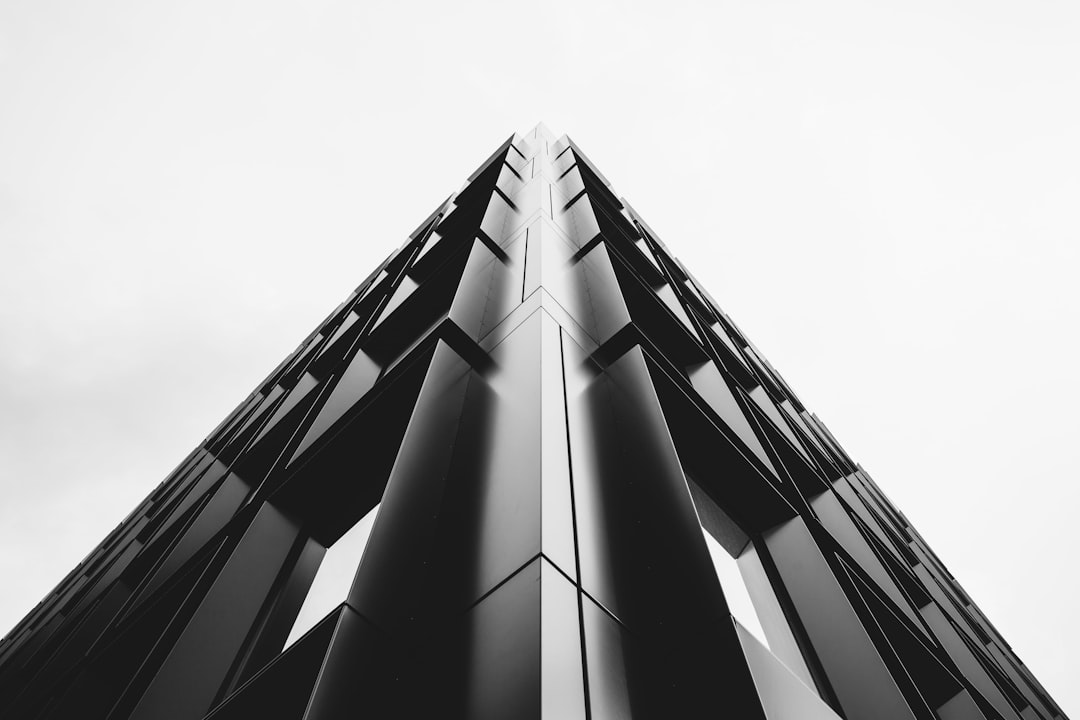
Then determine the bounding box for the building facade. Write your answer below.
[0,125,1066,720]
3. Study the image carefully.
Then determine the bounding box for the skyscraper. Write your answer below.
[0,125,1066,720]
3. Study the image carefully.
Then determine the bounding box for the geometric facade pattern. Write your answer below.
[0,125,1067,720]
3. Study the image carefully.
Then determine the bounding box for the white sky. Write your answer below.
[1,0,1077,713]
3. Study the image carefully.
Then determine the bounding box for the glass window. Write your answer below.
[735,623,842,719]
[656,283,702,342]
[316,312,360,361]
[414,231,443,264]
[749,386,811,461]
[370,276,420,331]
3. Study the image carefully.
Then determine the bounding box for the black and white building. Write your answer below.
[0,125,1065,720]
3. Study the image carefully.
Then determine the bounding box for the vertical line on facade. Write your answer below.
[521,227,529,303]
[559,331,592,720]
[299,609,347,720]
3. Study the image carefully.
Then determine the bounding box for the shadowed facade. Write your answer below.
[0,125,1067,720]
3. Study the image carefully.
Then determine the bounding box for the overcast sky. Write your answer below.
[1,0,1077,713]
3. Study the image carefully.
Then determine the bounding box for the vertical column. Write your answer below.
[758,516,921,720]
[341,143,587,711]
[128,503,311,720]
[565,341,768,718]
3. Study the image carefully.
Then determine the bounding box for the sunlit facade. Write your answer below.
[0,125,1066,720]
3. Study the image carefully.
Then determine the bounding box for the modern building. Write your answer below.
[0,125,1066,720]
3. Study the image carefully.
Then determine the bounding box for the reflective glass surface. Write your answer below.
[290,349,380,461]
[128,504,305,720]
[735,622,841,720]
[687,360,780,477]
[762,517,918,720]
[749,386,810,461]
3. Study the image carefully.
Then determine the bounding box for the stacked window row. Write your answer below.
[0,138,526,720]
[562,142,1065,720]
[0,131,1065,720]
